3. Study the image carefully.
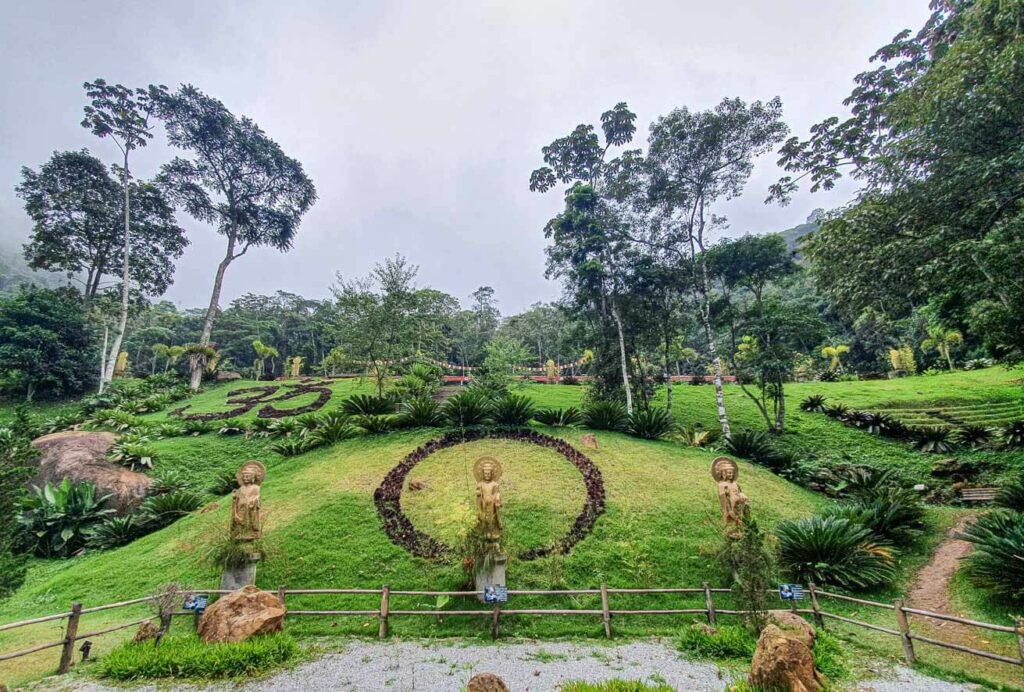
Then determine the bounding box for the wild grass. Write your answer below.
[97,632,298,680]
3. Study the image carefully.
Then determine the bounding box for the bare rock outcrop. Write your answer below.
[197,586,286,644]
[30,431,150,514]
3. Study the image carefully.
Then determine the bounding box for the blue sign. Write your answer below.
[483,585,508,604]
[778,584,804,601]
[183,595,209,612]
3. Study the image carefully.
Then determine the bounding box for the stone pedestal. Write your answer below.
[475,555,507,603]
[220,552,260,591]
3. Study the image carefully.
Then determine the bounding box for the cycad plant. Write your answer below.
[533,407,584,428]
[910,426,954,453]
[583,401,627,431]
[492,394,536,426]
[776,516,896,590]
[17,479,115,557]
[1003,421,1024,449]
[626,407,674,440]
[724,430,780,468]
[994,474,1024,513]
[87,515,141,550]
[342,394,395,416]
[442,390,494,427]
[956,425,993,449]
[400,397,444,427]
[959,511,1024,602]
[139,491,205,528]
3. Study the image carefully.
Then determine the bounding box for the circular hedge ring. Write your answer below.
[373,428,606,561]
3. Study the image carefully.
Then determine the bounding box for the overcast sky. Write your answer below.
[0,0,931,315]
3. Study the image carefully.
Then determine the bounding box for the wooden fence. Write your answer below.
[1,583,1022,676]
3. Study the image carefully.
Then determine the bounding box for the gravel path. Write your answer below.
[36,639,980,691]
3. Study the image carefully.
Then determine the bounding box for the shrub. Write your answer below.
[248,418,274,438]
[139,491,205,528]
[442,389,494,427]
[98,633,298,681]
[799,395,828,413]
[533,407,584,428]
[825,465,899,500]
[267,418,299,439]
[956,424,993,449]
[89,409,145,432]
[959,511,1024,602]
[492,394,536,426]
[995,474,1024,513]
[676,622,757,659]
[724,430,779,468]
[355,414,398,435]
[208,469,238,496]
[559,682,672,692]
[87,515,141,550]
[17,479,115,557]
[823,403,849,420]
[217,421,247,436]
[776,516,896,590]
[583,401,627,431]
[874,414,909,439]
[823,490,926,547]
[148,468,193,495]
[154,422,185,438]
[295,413,322,437]
[182,420,213,437]
[561,375,579,386]
[308,418,361,446]
[271,438,309,457]
[626,407,674,440]
[108,437,157,471]
[1003,421,1024,449]
[400,397,444,427]
[342,394,394,416]
[910,426,954,453]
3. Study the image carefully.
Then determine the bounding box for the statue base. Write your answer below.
[220,551,261,591]
[475,554,507,603]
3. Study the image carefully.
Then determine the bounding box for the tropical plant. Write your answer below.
[267,418,299,439]
[98,632,298,680]
[354,414,398,435]
[208,469,238,496]
[820,344,849,371]
[626,407,674,440]
[724,430,780,468]
[442,389,494,427]
[108,437,157,471]
[271,438,309,457]
[874,414,908,439]
[217,421,247,436]
[799,395,827,413]
[148,468,193,496]
[995,474,1024,513]
[921,327,963,371]
[1003,421,1024,449]
[182,420,213,436]
[910,426,954,453]
[399,397,444,427]
[963,358,993,371]
[17,479,115,557]
[533,407,584,428]
[776,516,896,590]
[154,422,185,438]
[959,511,1024,602]
[824,465,900,499]
[248,418,274,438]
[823,403,849,420]
[294,413,323,437]
[677,623,756,659]
[251,339,279,379]
[342,394,395,416]
[492,394,536,426]
[87,515,141,550]
[956,425,993,449]
[307,418,361,447]
[823,491,926,547]
[139,491,205,528]
[583,401,628,431]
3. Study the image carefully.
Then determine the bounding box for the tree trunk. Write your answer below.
[774,380,786,433]
[98,322,109,394]
[191,232,237,390]
[697,257,730,437]
[610,301,633,415]
[944,346,954,371]
[100,158,132,394]
[26,381,36,403]
[664,335,673,417]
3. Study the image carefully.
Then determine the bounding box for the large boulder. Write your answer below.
[750,623,826,692]
[766,610,816,648]
[30,431,150,515]
[197,586,286,644]
[467,673,509,692]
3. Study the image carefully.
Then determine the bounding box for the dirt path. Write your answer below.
[907,516,977,642]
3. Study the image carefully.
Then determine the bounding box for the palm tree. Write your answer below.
[821,344,850,371]
[921,327,963,371]
[252,339,279,380]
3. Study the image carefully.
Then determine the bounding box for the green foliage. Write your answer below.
[724,430,780,469]
[676,622,757,659]
[1002,421,1024,449]
[583,401,627,431]
[271,438,309,457]
[267,418,299,439]
[442,389,494,427]
[822,490,926,547]
[307,418,362,446]
[354,414,398,435]
[776,516,896,590]
[824,465,900,500]
[718,519,777,632]
[0,427,34,596]
[87,515,141,550]
[910,426,955,454]
[342,394,394,416]
[182,420,213,436]
[17,479,115,558]
[995,473,1024,513]
[955,424,993,449]
[626,407,674,440]
[207,469,238,496]
[492,393,536,426]
[98,633,298,680]
[561,682,673,692]
[399,396,444,427]
[813,631,850,680]
[139,490,204,528]
[675,423,719,448]
[960,510,1024,603]
[799,395,827,413]
[394,363,442,399]
[108,437,158,471]
[533,406,584,428]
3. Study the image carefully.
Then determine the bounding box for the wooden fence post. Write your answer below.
[1016,617,1024,671]
[277,585,287,607]
[808,583,824,630]
[57,603,82,674]
[491,603,501,640]
[894,599,916,665]
[703,582,716,626]
[600,583,612,638]
[378,585,390,639]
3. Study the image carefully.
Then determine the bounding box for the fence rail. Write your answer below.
[1,583,1022,676]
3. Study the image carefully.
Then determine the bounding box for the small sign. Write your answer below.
[483,585,508,604]
[183,595,209,612]
[778,584,804,601]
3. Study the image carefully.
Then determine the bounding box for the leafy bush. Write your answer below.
[154,422,185,438]
[583,401,627,431]
[799,395,827,413]
[87,515,141,550]
[139,491,204,528]
[676,622,756,659]
[1003,421,1024,449]
[910,426,954,453]
[148,468,193,495]
[271,438,310,457]
[776,516,896,590]
[959,510,1024,602]
[626,407,674,440]
[823,403,849,420]
[295,413,322,437]
[89,409,145,432]
[442,389,494,427]
[825,465,900,500]
[108,437,157,471]
[342,394,394,416]
[98,633,298,680]
[17,479,115,557]
[208,469,238,496]
[492,394,536,426]
[533,407,584,428]
[724,430,780,468]
[823,490,926,547]
[995,473,1024,513]
[267,418,299,439]
[355,414,398,435]
[675,423,719,448]
[874,414,909,439]
[308,418,361,446]
[217,421,247,436]
[182,420,213,437]
[248,419,274,438]
[398,397,444,427]
[956,424,993,449]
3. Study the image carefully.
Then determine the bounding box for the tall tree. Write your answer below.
[155,85,317,390]
[81,80,165,392]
